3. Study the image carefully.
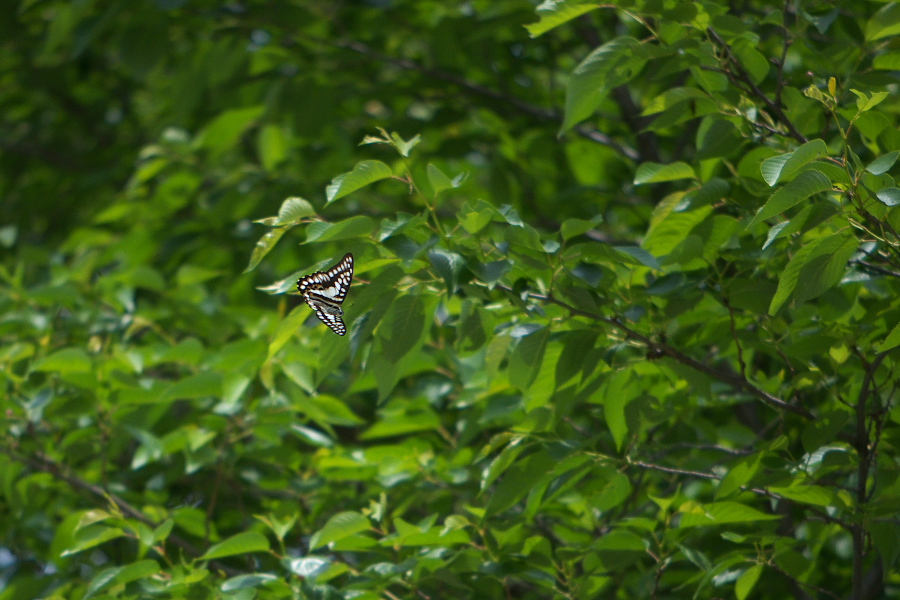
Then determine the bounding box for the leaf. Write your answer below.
[769,233,857,314]
[634,162,696,184]
[305,215,375,243]
[257,123,287,171]
[32,348,91,374]
[61,524,125,556]
[222,573,279,591]
[508,327,550,390]
[735,565,763,600]
[244,226,288,273]
[876,187,900,207]
[485,450,556,517]
[198,106,264,156]
[561,216,602,240]
[563,36,647,132]
[379,295,427,362]
[768,485,839,507]
[760,139,828,185]
[525,1,601,37]
[274,197,315,226]
[200,531,269,560]
[749,170,832,226]
[325,160,393,204]
[677,502,780,528]
[162,371,222,402]
[427,164,455,195]
[428,248,465,294]
[867,151,899,175]
[267,305,307,359]
[866,3,900,41]
[879,322,900,352]
[309,512,371,550]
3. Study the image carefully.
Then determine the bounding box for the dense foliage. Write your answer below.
[3,0,900,598]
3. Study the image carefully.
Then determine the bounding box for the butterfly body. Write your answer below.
[297,253,353,335]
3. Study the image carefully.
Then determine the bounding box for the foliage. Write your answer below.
[2,0,900,599]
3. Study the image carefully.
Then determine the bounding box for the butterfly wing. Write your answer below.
[296,253,354,335]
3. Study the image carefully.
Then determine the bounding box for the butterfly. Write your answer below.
[296,253,354,335]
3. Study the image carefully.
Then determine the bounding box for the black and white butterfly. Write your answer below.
[296,253,354,335]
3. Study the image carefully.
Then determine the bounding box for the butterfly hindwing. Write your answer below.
[296,253,353,335]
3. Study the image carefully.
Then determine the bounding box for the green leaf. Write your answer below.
[561,216,602,240]
[198,106,264,156]
[244,226,288,273]
[61,524,125,556]
[267,305,307,359]
[634,162,696,184]
[866,3,900,41]
[378,295,427,362]
[309,512,371,550]
[509,327,550,390]
[563,37,647,132]
[485,450,556,517]
[222,573,279,591]
[769,233,857,314]
[162,371,222,402]
[32,348,91,374]
[735,565,763,600]
[678,502,780,528]
[767,485,839,507]
[760,139,828,185]
[427,163,455,195]
[866,151,899,175]
[305,215,375,243]
[325,160,393,204]
[274,196,316,226]
[525,1,600,37]
[749,170,832,226]
[200,531,269,560]
[257,123,287,171]
[879,322,900,352]
[876,187,900,207]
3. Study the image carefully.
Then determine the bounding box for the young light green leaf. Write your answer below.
[427,163,454,195]
[634,162,696,184]
[325,160,393,204]
[199,531,269,560]
[309,512,371,550]
[390,131,421,156]
[749,170,832,227]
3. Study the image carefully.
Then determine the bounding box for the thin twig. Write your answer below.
[707,28,807,144]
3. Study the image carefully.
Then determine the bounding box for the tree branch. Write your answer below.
[302,35,640,161]
[500,284,814,419]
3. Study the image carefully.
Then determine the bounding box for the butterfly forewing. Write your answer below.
[296,253,354,335]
